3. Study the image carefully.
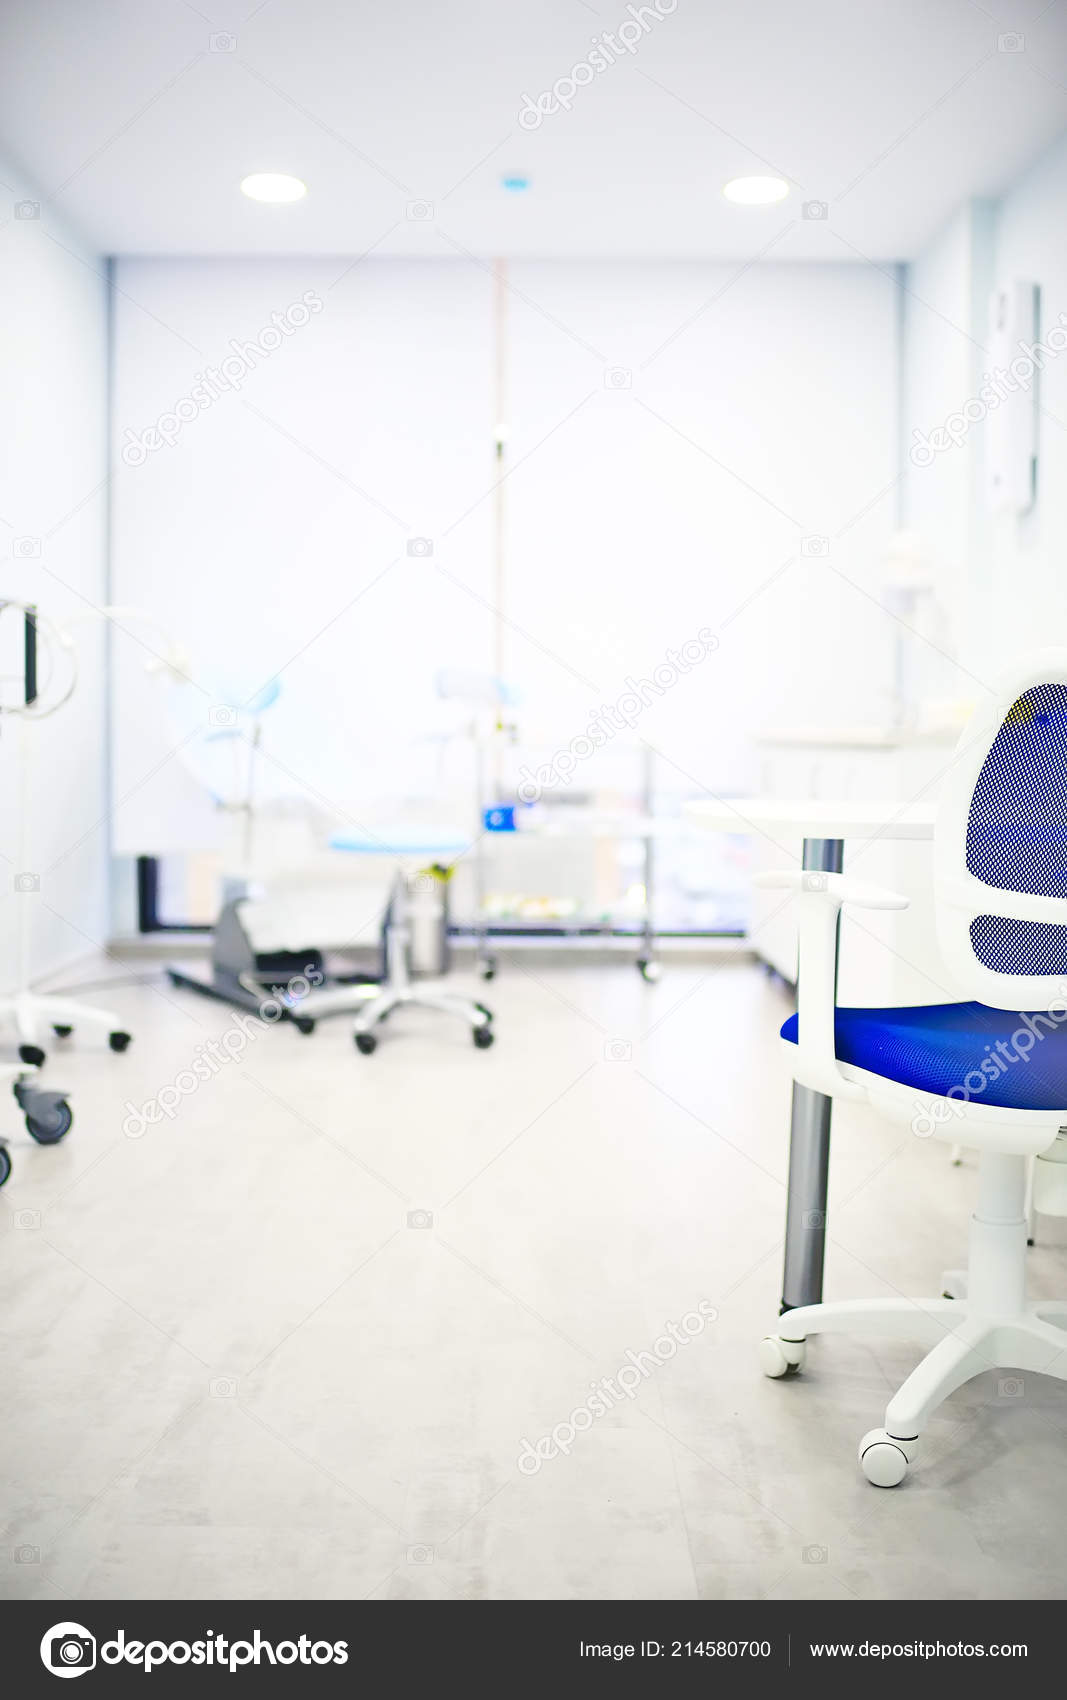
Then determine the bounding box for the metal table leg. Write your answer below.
[780,835,843,1314]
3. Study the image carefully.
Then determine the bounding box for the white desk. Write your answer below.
[685,797,936,843]
[685,795,937,1315]
[689,795,943,1007]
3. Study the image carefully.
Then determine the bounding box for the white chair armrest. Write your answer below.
[754,871,909,910]
[757,870,910,1099]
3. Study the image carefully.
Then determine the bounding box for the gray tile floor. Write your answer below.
[2,952,1066,1601]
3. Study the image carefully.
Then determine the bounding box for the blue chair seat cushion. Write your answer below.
[330,827,471,857]
[780,1001,1067,1111]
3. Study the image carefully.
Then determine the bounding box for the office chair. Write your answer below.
[759,651,1067,1485]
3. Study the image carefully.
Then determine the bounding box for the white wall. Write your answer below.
[501,261,899,790]
[902,131,1067,695]
[0,153,109,988]
[973,131,1067,676]
[110,254,900,857]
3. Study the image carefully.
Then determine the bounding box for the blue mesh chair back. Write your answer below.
[967,681,1067,976]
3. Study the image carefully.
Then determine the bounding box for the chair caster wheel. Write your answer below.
[0,1146,9,1186]
[480,958,497,981]
[109,1031,132,1053]
[24,1095,73,1144]
[355,1032,377,1055]
[52,1024,73,1038]
[759,1335,806,1377]
[18,1044,45,1067]
[293,1017,315,1035]
[473,1024,495,1049]
[858,1428,913,1487]
[636,958,662,983]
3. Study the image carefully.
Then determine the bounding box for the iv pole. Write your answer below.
[492,254,509,793]
[466,257,512,981]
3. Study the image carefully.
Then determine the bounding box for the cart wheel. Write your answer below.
[0,1146,10,1186]
[355,1032,377,1055]
[25,1098,73,1144]
[481,956,497,981]
[636,958,662,984]
[18,1044,45,1067]
[109,1031,132,1053]
[473,1023,495,1049]
[52,1024,73,1038]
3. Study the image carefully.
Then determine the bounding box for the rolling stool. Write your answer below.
[329,830,494,1054]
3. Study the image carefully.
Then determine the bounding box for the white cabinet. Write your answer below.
[748,729,961,1007]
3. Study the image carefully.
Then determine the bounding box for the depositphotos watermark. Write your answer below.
[909,312,1067,468]
[121,968,323,1138]
[518,0,679,130]
[910,992,1067,1138]
[120,292,323,466]
[517,1300,718,1474]
[40,1621,348,1676]
[516,628,718,803]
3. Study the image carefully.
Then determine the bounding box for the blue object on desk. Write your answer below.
[483,805,516,832]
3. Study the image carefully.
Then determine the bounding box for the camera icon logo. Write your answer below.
[209,1376,238,1398]
[406,200,434,221]
[407,536,434,558]
[604,366,632,390]
[210,31,237,51]
[14,1543,40,1563]
[14,1209,41,1230]
[407,1544,434,1563]
[997,31,1025,52]
[14,536,41,557]
[802,872,828,893]
[998,1375,1024,1399]
[15,872,40,893]
[801,535,829,557]
[40,1623,96,1678]
[407,1209,433,1229]
[802,200,829,221]
[208,705,238,728]
[803,1209,826,1229]
[803,1544,828,1564]
[15,200,40,220]
[604,1039,632,1062]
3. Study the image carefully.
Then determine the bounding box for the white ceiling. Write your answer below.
[1,0,1066,260]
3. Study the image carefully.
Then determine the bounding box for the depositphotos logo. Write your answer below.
[41,1624,95,1678]
[40,1622,349,1676]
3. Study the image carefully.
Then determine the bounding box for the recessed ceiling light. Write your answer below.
[722,175,789,206]
[240,173,307,204]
